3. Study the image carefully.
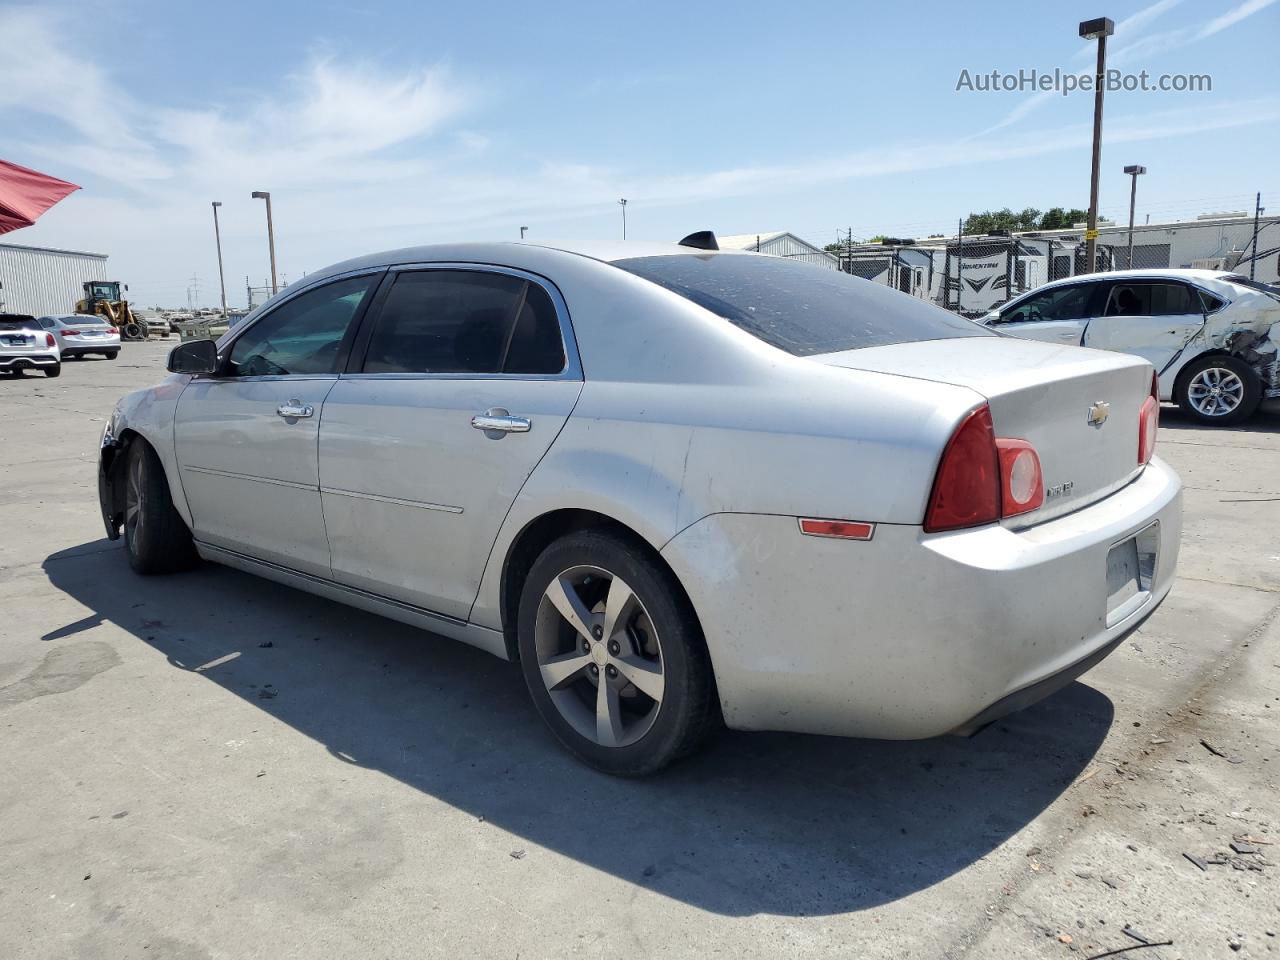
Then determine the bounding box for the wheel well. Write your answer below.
[105,428,144,522]
[499,509,682,661]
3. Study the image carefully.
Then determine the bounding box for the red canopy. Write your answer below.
[0,159,80,235]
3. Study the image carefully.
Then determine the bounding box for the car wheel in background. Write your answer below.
[517,529,716,776]
[124,441,199,575]
[1177,355,1260,426]
[45,363,61,378]
[105,351,119,360]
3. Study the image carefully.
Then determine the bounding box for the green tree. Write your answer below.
[1039,207,1088,230]
[963,207,1042,234]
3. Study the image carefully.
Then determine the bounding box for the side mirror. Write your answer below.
[167,338,219,375]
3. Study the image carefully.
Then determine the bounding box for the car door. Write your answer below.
[174,272,381,576]
[1081,280,1206,373]
[991,281,1107,345]
[319,266,583,620]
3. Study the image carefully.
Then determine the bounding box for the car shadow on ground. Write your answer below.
[1159,403,1280,434]
[43,540,1114,917]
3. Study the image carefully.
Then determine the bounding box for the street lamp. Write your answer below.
[211,202,228,319]
[250,190,278,295]
[1080,16,1114,274]
[618,198,627,240]
[520,226,528,240]
[1122,165,1146,269]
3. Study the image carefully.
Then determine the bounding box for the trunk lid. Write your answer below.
[815,337,1153,525]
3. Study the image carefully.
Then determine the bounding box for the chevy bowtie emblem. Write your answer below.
[1088,401,1110,426]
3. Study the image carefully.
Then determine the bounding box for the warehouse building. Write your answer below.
[0,241,109,316]
[717,231,839,269]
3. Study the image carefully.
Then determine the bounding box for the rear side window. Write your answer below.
[361,270,566,375]
[1199,290,1225,313]
[1105,282,1200,317]
[613,254,991,356]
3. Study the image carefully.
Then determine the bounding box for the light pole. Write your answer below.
[520,226,528,240]
[618,198,627,240]
[251,190,278,295]
[211,201,228,319]
[1123,165,1146,269]
[1080,16,1114,274]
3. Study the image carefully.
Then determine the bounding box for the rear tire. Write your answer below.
[1176,355,1260,426]
[124,441,199,575]
[105,351,119,360]
[45,363,61,378]
[517,529,716,776]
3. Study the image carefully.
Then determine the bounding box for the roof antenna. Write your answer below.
[678,231,719,251]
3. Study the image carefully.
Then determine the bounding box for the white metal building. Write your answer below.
[717,231,840,269]
[0,241,109,316]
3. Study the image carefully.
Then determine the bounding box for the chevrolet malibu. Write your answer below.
[98,238,1182,775]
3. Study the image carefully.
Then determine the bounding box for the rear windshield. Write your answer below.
[68,314,110,325]
[0,317,36,331]
[613,254,991,356]
[1223,275,1280,300]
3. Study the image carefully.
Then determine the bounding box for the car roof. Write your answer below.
[1034,267,1233,290]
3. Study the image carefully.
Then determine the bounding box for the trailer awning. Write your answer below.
[0,159,80,235]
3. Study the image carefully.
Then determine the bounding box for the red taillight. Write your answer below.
[925,404,1046,533]
[108,327,118,334]
[1139,374,1159,464]
[924,406,1001,532]
[45,333,56,347]
[996,439,1044,516]
[63,329,81,336]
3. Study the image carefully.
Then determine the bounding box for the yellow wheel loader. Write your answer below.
[74,281,168,341]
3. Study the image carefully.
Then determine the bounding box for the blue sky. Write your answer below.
[2,0,1278,307]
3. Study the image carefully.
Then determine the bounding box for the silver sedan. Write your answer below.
[98,239,1182,775]
[39,313,121,359]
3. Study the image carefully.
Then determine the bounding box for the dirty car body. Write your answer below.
[985,269,1280,423]
[98,242,1182,769]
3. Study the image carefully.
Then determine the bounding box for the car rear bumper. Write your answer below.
[660,456,1182,740]
[62,338,120,354]
[0,352,59,369]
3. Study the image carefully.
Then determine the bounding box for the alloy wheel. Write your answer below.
[534,565,665,748]
[125,452,144,552]
[1186,366,1244,418]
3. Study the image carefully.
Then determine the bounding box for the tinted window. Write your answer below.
[362,270,565,375]
[613,255,990,356]
[1105,282,1199,317]
[229,275,375,377]
[1000,283,1100,323]
[1199,290,1225,313]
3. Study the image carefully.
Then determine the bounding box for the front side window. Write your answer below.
[1001,283,1100,323]
[1105,282,1200,318]
[228,274,376,377]
[361,270,566,375]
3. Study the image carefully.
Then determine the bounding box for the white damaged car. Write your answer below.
[983,269,1280,425]
[98,239,1181,775]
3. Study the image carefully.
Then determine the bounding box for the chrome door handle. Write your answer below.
[471,409,531,434]
[277,400,314,419]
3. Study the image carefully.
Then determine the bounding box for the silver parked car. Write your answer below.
[0,313,61,377]
[39,313,121,359]
[982,269,1280,425]
[98,239,1182,775]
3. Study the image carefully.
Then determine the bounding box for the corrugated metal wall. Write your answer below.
[758,234,840,270]
[0,243,109,317]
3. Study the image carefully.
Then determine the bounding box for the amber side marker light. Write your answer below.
[798,518,875,540]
